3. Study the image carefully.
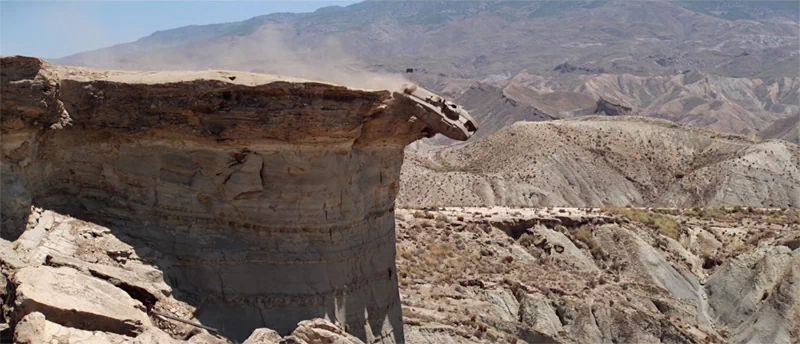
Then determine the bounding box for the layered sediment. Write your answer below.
[0,56,447,343]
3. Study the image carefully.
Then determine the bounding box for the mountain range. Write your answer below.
[53,0,800,143]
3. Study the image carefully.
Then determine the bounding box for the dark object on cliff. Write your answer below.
[406,68,414,73]
[401,83,478,141]
[594,97,634,116]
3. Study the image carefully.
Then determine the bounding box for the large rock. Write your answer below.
[290,319,366,344]
[529,225,599,272]
[243,328,282,344]
[0,56,471,343]
[12,266,151,335]
[15,312,187,344]
[14,312,131,344]
[47,254,171,308]
[238,319,362,344]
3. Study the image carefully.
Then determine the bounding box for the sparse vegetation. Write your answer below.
[677,207,800,226]
[570,224,608,260]
[573,225,596,250]
[604,207,680,240]
[394,205,794,344]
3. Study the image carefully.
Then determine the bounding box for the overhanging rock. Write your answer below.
[0,56,476,343]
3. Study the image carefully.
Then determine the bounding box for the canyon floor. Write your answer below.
[2,206,798,344]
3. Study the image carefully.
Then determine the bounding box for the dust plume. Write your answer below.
[69,23,411,92]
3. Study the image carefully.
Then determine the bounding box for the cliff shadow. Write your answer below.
[3,200,404,344]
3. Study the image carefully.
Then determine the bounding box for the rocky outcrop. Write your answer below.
[394,207,724,344]
[706,246,800,344]
[15,312,130,344]
[594,97,634,116]
[14,312,181,344]
[13,266,152,335]
[0,56,467,343]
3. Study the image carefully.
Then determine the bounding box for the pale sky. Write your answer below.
[0,1,357,58]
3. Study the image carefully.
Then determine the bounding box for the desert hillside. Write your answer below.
[399,116,800,208]
[423,71,799,146]
[397,206,800,344]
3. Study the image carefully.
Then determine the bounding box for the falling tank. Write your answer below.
[397,83,478,141]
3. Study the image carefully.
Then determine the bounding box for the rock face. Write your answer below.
[0,56,461,343]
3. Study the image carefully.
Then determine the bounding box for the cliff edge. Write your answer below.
[0,56,469,343]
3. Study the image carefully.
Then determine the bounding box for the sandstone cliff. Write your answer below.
[0,56,458,343]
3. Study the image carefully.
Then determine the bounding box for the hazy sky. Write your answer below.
[0,1,357,59]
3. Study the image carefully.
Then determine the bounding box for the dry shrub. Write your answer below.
[420,243,465,282]
[573,225,597,250]
[745,229,777,246]
[605,207,680,240]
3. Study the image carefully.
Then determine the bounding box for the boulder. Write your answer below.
[243,328,282,344]
[14,312,130,344]
[13,266,151,336]
[47,254,171,307]
[290,319,366,344]
[14,312,190,344]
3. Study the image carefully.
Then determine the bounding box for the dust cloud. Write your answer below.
[239,27,411,91]
[70,24,411,92]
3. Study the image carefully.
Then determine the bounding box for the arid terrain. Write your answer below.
[3,206,798,343]
[1,1,799,343]
[451,72,800,141]
[396,206,799,344]
[400,116,800,209]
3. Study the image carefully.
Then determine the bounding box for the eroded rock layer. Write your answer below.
[0,56,433,343]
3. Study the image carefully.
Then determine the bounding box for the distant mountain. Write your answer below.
[52,0,800,140]
[56,0,799,78]
[674,1,800,22]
